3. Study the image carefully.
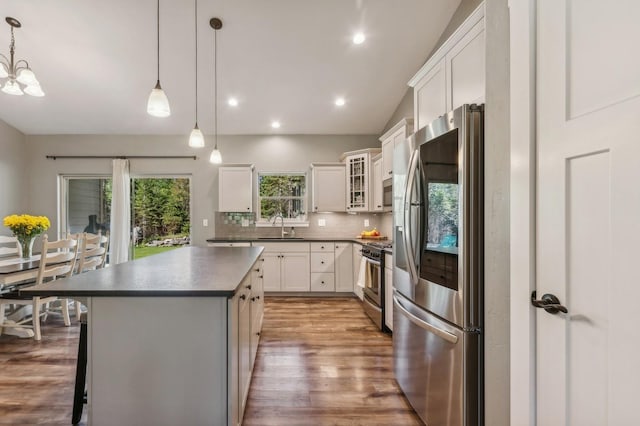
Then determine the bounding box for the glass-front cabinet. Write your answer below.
[341,148,381,212]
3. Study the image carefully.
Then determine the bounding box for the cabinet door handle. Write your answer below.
[321,261,324,264]
[247,207,250,210]
[256,332,261,336]
[254,268,260,272]
[240,294,246,300]
[258,275,263,279]
[321,281,325,284]
[256,295,260,300]
[377,205,382,208]
[246,284,252,290]
[251,297,256,302]
[321,245,325,249]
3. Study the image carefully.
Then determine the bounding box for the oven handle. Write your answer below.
[363,257,381,267]
[403,149,420,285]
[393,295,458,344]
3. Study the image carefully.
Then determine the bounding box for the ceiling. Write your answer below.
[0,0,460,136]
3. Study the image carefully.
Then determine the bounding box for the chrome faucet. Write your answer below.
[271,213,288,238]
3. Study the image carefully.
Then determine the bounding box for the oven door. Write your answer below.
[362,256,381,306]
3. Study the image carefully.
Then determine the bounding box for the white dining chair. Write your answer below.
[72,232,109,320]
[0,234,78,340]
[0,235,21,259]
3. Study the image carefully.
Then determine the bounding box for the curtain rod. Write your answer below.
[46,155,197,160]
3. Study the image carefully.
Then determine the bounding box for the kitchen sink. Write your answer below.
[256,237,305,240]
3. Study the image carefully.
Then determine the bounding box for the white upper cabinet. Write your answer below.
[219,165,254,212]
[371,155,383,212]
[409,3,485,131]
[340,149,380,212]
[447,19,485,110]
[310,163,346,213]
[379,118,414,180]
[414,58,447,131]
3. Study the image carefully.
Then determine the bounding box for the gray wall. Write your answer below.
[381,0,485,134]
[0,119,27,233]
[24,134,378,246]
[484,0,510,424]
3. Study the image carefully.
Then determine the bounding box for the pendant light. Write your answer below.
[147,0,171,117]
[188,0,204,147]
[0,17,44,97]
[209,18,223,164]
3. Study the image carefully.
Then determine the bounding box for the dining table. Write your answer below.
[0,255,42,338]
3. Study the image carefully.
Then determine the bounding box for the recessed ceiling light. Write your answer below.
[228,97,238,107]
[271,121,281,129]
[352,33,365,45]
[335,97,346,107]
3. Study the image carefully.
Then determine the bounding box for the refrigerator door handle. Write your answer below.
[403,149,420,286]
[394,295,458,344]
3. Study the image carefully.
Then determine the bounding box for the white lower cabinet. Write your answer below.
[311,272,335,292]
[230,259,264,426]
[282,252,311,291]
[257,243,310,292]
[237,283,251,424]
[334,243,353,292]
[352,243,364,300]
[384,253,393,331]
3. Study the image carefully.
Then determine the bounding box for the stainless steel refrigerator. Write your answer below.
[393,104,484,426]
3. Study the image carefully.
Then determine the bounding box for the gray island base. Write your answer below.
[22,246,265,426]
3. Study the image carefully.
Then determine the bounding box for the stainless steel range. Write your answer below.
[361,241,392,332]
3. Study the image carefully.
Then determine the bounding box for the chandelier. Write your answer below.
[0,17,44,97]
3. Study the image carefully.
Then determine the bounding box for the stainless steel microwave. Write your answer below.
[382,178,392,209]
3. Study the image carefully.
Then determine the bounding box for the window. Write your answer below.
[257,172,307,223]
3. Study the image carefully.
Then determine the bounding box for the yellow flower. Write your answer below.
[3,214,51,239]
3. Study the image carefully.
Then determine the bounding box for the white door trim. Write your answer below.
[509,0,536,424]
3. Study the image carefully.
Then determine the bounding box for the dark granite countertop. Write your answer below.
[207,236,390,246]
[21,246,264,298]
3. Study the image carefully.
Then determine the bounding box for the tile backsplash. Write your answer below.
[214,211,393,240]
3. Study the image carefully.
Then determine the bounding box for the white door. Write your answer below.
[536,1,640,424]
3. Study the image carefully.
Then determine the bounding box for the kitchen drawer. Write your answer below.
[310,242,334,253]
[255,242,310,253]
[208,242,251,247]
[311,252,334,273]
[310,273,335,292]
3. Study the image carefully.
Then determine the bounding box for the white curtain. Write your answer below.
[110,159,131,264]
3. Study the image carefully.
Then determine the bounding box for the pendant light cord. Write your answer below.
[156,0,160,82]
[194,0,198,124]
[214,26,218,149]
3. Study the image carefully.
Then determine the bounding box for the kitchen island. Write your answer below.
[22,246,265,426]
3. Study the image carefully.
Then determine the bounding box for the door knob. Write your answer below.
[531,291,568,314]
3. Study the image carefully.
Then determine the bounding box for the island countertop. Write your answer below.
[20,246,264,298]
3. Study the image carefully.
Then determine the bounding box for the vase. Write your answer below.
[17,235,36,259]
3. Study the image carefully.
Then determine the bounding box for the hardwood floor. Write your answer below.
[243,297,422,426]
[0,313,86,425]
[0,297,420,425]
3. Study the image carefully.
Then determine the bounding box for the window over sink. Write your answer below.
[257,172,307,225]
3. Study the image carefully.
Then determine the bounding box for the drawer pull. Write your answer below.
[258,275,264,279]
[321,281,325,284]
[246,284,252,290]
[256,295,260,300]
[251,297,256,302]
[239,294,246,300]
[321,261,324,264]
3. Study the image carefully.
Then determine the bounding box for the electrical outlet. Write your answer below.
[203,219,208,227]
[364,219,370,227]
[318,219,326,227]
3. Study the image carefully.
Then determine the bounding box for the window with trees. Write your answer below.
[257,172,307,223]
